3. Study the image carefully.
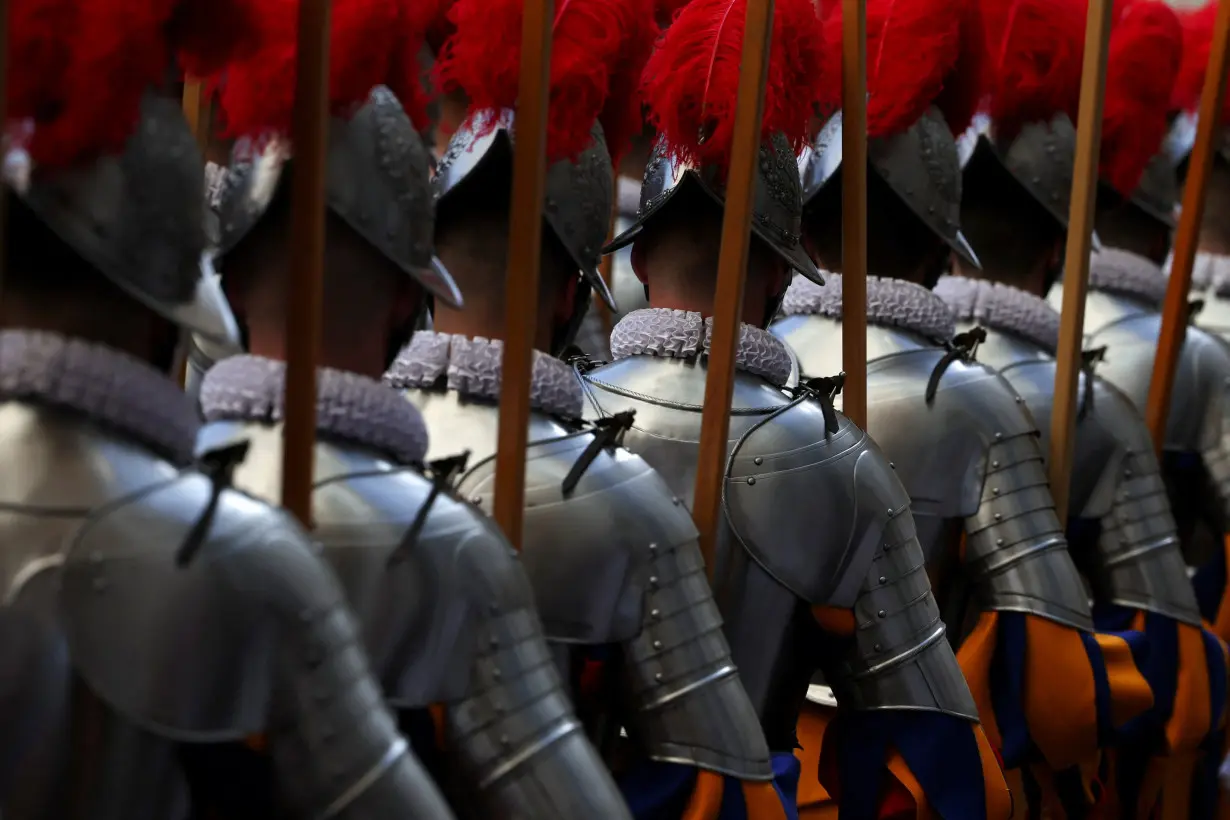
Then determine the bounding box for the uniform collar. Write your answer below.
[385,330,585,421]
[780,272,957,343]
[1087,248,1168,308]
[0,330,200,465]
[200,354,428,465]
[608,308,794,387]
[933,275,1060,354]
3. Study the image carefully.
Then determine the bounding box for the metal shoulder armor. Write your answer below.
[458,420,774,781]
[204,423,627,817]
[863,352,1094,630]
[63,474,454,819]
[580,354,883,607]
[1085,300,1230,455]
[1084,382,1202,625]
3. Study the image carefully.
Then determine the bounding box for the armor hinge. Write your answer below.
[562,411,637,496]
[925,327,987,404]
[1077,346,1107,420]
[176,439,252,567]
[1189,298,1205,324]
[564,345,606,374]
[387,451,472,566]
[792,372,846,435]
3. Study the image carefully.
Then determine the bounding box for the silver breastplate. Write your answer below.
[772,313,1094,631]
[196,421,632,818]
[402,386,775,779]
[580,355,978,724]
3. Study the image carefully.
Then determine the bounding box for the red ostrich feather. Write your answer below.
[213,0,433,142]
[1171,3,1218,117]
[436,0,652,163]
[641,0,825,173]
[822,0,990,138]
[1100,0,1182,195]
[982,0,1086,141]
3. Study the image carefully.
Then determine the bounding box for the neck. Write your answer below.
[646,268,767,327]
[246,317,392,380]
[954,259,1047,299]
[0,289,162,368]
[431,253,556,352]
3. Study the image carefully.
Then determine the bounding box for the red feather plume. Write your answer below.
[1171,3,1217,115]
[656,0,692,26]
[641,0,824,172]
[213,0,433,142]
[436,0,651,162]
[1100,0,1182,195]
[823,0,990,138]
[982,0,1086,141]
[7,0,264,169]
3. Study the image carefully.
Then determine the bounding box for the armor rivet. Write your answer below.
[655,672,664,682]
[93,577,108,592]
[874,643,883,652]
[653,640,663,650]
[889,462,895,469]
[927,205,935,214]
[471,496,482,505]
[490,636,500,647]
[651,608,661,618]
[1124,469,1132,477]
[1032,176,1042,184]
[501,735,510,746]
[992,488,1000,496]
[649,543,658,551]
[887,508,894,517]
[90,551,103,564]
[995,432,1003,440]
[992,460,1000,468]
[877,610,887,618]
[754,456,763,465]
[672,497,682,505]
[1015,396,1024,403]
[493,668,502,680]
[747,476,756,486]
[649,575,659,586]
[878,576,887,584]
[994,513,1002,521]
[996,538,1004,546]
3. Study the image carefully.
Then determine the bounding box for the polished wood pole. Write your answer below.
[491,0,554,549]
[280,0,331,525]
[1145,0,1230,454]
[691,0,776,577]
[840,0,867,429]
[1047,0,1113,522]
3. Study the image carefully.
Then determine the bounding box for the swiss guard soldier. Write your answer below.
[575,0,1007,817]
[939,1,1227,815]
[189,3,631,817]
[0,2,456,819]
[770,0,1152,813]
[385,0,783,816]
[1053,2,1230,647]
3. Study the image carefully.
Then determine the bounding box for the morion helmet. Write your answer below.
[605,0,827,287]
[209,0,461,308]
[800,0,989,269]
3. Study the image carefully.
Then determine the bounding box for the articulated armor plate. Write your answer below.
[196,421,630,817]
[0,403,452,819]
[216,86,463,309]
[578,354,978,722]
[402,387,774,780]
[771,314,1094,630]
[10,93,239,348]
[801,108,980,267]
[607,133,822,283]
[1129,153,1178,228]
[435,115,617,310]
[1074,289,1230,456]
[963,323,1201,626]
